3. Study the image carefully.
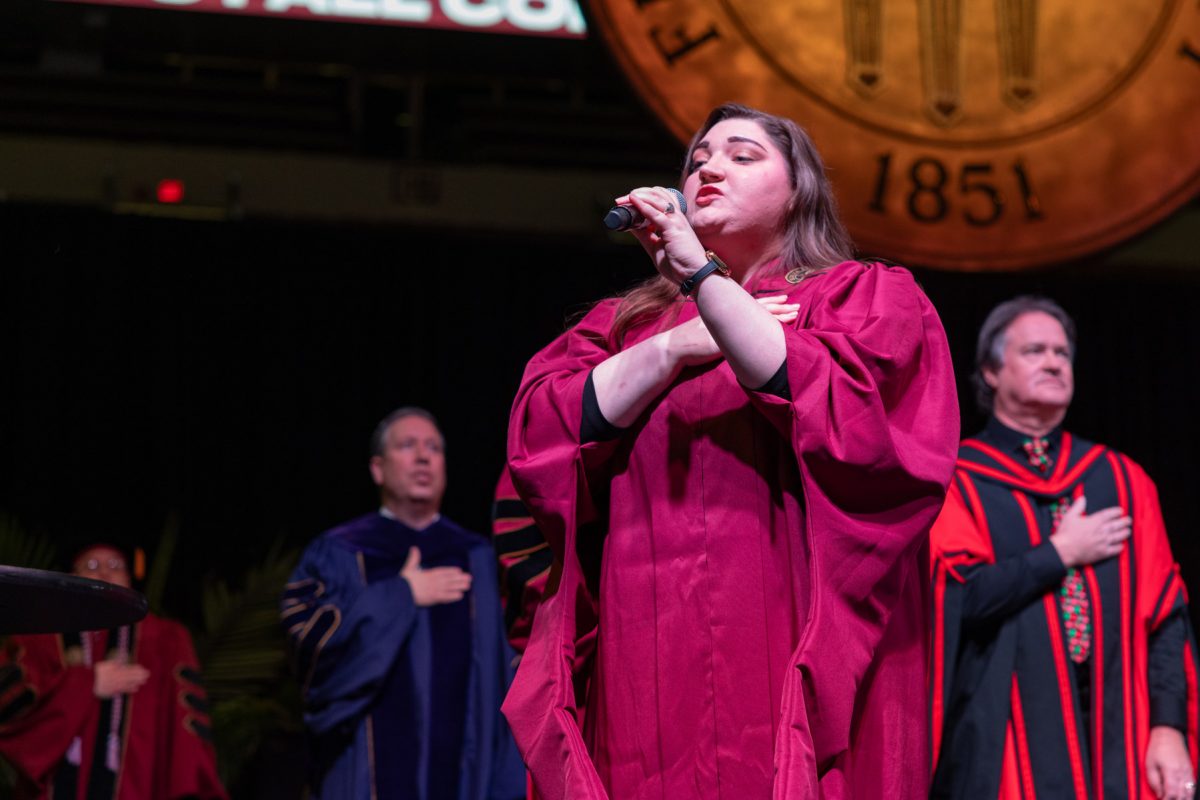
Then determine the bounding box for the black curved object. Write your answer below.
[0,566,148,634]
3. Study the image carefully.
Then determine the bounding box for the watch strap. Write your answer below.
[679,253,729,296]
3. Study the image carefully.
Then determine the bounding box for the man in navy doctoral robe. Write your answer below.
[282,407,525,800]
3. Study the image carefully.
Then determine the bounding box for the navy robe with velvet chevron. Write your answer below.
[931,420,1199,799]
[282,513,525,800]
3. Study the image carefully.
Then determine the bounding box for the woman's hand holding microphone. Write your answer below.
[612,186,799,370]
[614,187,708,283]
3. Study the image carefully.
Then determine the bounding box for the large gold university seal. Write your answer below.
[589,0,1200,270]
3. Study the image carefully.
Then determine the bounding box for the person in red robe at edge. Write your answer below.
[492,466,552,658]
[930,297,1199,800]
[0,543,226,800]
[492,467,552,800]
[503,102,961,799]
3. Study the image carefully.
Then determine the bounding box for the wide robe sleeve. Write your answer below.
[117,617,227,800]
[281,537,419,737]
[161,620,226,799]
[507,298,623,538]
[503,299,623,800]
[1123,456,1200,773]
[743,262,959,795]
[0,634,96,794]
[928,477,989,773]
[927,473,1035,784]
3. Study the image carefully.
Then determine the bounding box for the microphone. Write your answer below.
[603,188,687,231]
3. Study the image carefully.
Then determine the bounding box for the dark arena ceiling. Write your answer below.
[0,0,680,170]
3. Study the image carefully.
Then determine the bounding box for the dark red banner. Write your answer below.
[52,0,587,38]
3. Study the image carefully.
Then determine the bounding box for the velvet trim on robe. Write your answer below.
[0,615,227,800]
[492,467,553,655]
[505,260,959,799]
[282,513,526,800]
[930,432,1200,799]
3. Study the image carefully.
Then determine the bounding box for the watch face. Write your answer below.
[590,0,1200,270]
[704,250,729,272]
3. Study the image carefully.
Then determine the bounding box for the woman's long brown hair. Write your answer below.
[607,103,855,349]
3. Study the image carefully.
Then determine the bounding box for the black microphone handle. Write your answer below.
[603,205,642,231]
[602,188,687,232]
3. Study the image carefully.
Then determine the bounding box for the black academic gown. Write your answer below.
[931,421,1198,799]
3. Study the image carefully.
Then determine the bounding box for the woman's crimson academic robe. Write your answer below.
[505,261,960,799]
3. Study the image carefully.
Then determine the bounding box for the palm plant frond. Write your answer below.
[0,513,56,571]
[142,513,179,615]
[209,689,304,789]
[197,542,300,704]
[194,540,305,791]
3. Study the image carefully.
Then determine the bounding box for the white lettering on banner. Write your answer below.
[329,0,375,17]
[264,0,329,12]
[84,0,585,34]
[380,0,432,21]
[441,0,503,27]
[562,0,584,34]
[505,0,567,32]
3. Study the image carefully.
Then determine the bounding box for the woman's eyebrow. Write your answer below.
[691,134,766,157]
[727,135,767,150]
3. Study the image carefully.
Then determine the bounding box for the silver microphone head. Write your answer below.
[665,187,688,214]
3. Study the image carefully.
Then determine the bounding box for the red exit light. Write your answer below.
[156,179,185,204]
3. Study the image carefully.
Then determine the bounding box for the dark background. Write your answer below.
[0,1,1197,631]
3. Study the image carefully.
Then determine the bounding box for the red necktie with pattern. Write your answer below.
[1022,436,1052,471]
[1024,436,1092,664]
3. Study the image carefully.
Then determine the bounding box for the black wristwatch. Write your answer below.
[679,251,730,297]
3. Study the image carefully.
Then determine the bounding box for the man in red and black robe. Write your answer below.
[931,297,1198,800]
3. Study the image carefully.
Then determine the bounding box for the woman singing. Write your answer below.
[504,103,960,799]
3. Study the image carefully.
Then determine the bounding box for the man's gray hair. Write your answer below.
[972,296,1076,412]
[369,406,442,457]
